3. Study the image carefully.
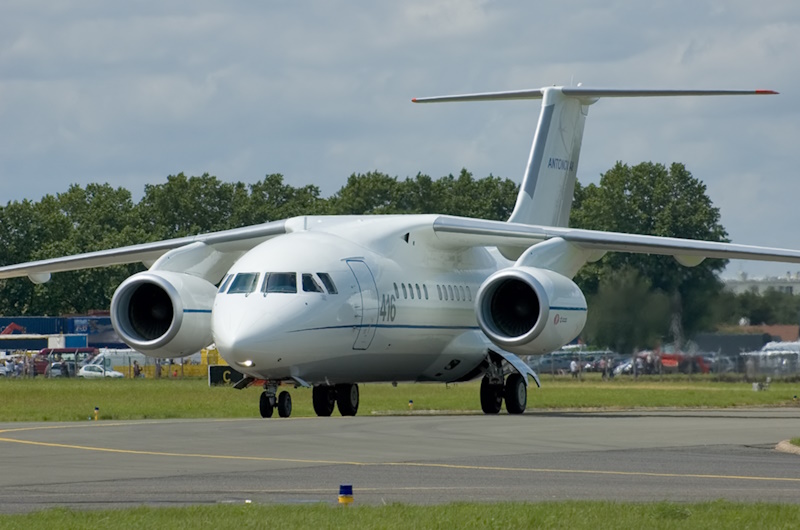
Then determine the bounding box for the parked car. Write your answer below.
[45,362,63,378]
[78,364,124,379]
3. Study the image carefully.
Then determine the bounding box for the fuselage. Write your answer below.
[212,215,508,384]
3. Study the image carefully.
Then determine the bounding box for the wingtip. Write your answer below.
[411,98,418,103]
[756,89,779,95]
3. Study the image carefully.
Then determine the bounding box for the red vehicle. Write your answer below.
[33,348,98,377]
[660,353,711,374]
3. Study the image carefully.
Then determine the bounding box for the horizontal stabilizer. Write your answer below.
[412,87,777,103]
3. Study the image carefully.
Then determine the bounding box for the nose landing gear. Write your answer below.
[259,382,293,418]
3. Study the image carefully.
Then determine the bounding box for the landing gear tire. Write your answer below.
[504,373,527,414]
[480,377,503,414]
[312,385,336,417]
[277,391,292,418]
[336,383,359,416]
[259,391,275,418]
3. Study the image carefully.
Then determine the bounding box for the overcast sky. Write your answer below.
[2,1,799,278]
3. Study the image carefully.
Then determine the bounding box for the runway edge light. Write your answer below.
[338,484,353,505]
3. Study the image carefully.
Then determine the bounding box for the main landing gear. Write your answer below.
[480,363,527,415]
[312,383,360,417]
[259,382,360,419]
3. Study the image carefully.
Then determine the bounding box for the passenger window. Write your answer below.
[455,286,461,301]
[466,286,472,301]
[415,284,421,299]
[302,273,323,293]
[443,286,449,301]
[217,274,233,293]
[423,285,429,300]
[437,285,442,300]
[409,282,415,299]
[402,284,408,299]
[448,285,454,301]
[228,273,260,294]
[317,273,338,294]
[459,286,466,301]
[262,272,297,294]
[393,282,400,298]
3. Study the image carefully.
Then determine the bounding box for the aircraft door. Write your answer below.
[346,260,379,350]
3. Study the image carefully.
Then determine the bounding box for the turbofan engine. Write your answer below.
[110,271,217,358]
[475,266,587,355]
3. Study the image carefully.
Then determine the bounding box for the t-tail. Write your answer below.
[413,86,777,228]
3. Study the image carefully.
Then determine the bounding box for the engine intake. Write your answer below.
[111,271,217,358]
[476,267,587,355]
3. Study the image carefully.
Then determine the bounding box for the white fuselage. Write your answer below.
[212,215,508,384]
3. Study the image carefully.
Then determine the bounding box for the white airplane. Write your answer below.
[2,86,799,419]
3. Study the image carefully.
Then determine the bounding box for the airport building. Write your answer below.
[724,271,800,295]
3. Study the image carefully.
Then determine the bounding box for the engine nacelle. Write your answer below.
[110,271,217,358]
[476,266,587,355]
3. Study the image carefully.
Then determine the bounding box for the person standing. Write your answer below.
[570,358,579,379]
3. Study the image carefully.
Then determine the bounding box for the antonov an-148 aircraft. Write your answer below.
[3,86,800,419]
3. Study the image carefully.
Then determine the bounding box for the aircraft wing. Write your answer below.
[0,220,288,283]
[431,215,800,265]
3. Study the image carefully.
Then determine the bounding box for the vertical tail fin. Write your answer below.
[414,87,775,231]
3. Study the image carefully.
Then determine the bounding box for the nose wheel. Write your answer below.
[259,384,293,418]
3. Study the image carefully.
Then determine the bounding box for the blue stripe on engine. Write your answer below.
[184,309,213,314]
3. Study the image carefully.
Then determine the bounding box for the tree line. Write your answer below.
[1,164,794,351]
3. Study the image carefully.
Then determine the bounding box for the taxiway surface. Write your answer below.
[0,408,799,513]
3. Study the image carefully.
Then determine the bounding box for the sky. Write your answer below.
[1,1,799,279]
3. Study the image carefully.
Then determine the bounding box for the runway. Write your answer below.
[0,408,799,513]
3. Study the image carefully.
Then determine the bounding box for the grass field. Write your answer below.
[3,501,800,529]
[0,376,798,422]
[1,378,798,524]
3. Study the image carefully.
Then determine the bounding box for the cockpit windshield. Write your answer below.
[302,273,323,293]
[227,273,260,294]
[263,272,297,294]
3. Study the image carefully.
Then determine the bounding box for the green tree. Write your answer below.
[584,267,670,353]
[0,184,145,315]
[240,173,325,224]
[571,162,728,341]
[327,169,518,219]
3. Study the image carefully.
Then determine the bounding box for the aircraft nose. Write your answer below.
[213,309,266,360]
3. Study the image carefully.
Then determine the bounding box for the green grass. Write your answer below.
[0,376,798,422]
[792,438,800,448]
[3,501,800,529]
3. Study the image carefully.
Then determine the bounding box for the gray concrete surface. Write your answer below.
[0,408,799,513]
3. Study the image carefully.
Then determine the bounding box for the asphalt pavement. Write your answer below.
[0,408,799,513]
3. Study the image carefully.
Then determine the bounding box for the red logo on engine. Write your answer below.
[553,314,560,325]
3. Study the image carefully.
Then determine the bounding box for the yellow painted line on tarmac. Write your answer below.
[0,436,369,466]
[1,421,799,485]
